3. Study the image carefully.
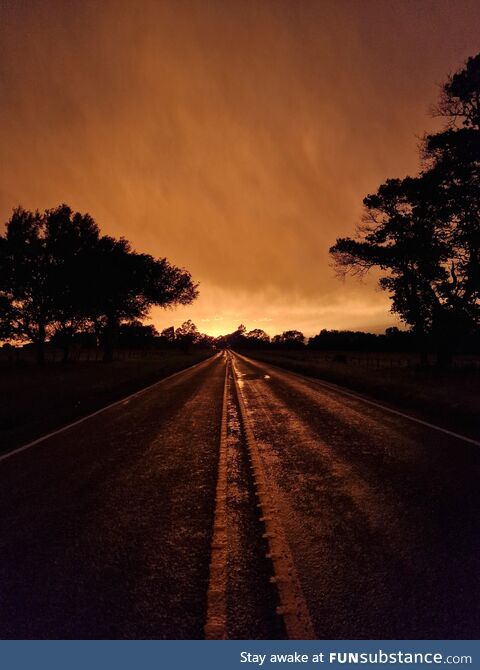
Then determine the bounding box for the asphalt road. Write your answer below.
[232,352,480,639]
[0,354,225,639]
[0,351,479,639]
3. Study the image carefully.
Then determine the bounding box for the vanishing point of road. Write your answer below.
[0,351,479,639]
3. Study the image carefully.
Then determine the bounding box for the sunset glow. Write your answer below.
[1,0,479,335]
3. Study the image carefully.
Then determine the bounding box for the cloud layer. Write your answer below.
[1,0,479,335]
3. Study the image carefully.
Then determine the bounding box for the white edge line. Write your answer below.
[0,353,221,465]
[234,352,480,448]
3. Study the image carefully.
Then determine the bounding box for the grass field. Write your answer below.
[240,349,480,440]
[0,349,214,453]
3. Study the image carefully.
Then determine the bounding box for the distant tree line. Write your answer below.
[0,205,198,363]
[159,320,216,351]
[308,327,480,354]
[330,52,480,366]
[46,318,215,355]
[217,324,307,350]
[218,323,480,355]
[308,327,416,352]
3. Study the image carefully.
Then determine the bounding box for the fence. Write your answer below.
[0,346,174,365]
[283,350,480,372]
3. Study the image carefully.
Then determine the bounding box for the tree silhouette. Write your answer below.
[331,176,446,358]
[116,321,159,349]
[270,330,305,348]
[330,52,480,365]
[175,320,200,351]
[280,330,305,347]
[308,327,416,352]
[0,205,100,363]
[80,236,198,362]
[47,205,101,361]
[246,328,270,343]
[0,205,198,362]
[160,326,175,342]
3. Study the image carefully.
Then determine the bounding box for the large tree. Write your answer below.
[0,205,198,362]
[330,52,480,364]
[47,206,101,361]
[425,54,480,339]
[271,330,305,347]
[77,235,198,362]
[174,320,201,352]
[246,328,270,343]
[0,205,99,363]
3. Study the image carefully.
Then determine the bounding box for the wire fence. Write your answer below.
[276,351,480,372]
[2,346,480,371]
[0,346,182,365]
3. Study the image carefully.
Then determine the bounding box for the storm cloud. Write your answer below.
[1,0,479,335]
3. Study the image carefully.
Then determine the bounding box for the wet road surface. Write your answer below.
[232,352,480,639]
[0,355,225,638]
[0,351,479,638]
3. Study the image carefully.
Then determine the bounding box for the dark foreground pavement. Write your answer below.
[0,354,225,639]
[232,352,480,639]
[1,350,479,639]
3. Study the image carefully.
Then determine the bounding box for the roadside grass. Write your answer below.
[0,349,214,453]
[239,349,480,440]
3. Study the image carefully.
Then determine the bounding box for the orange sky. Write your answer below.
[1,0,479,336]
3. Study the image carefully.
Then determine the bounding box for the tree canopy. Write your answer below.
[330,52,480,363]
[0,205,198,362]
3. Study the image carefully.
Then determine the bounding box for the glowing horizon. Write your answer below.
[1,0,479,338]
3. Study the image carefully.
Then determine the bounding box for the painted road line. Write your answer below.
[204,353,230,639]
[231,352,315,640]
